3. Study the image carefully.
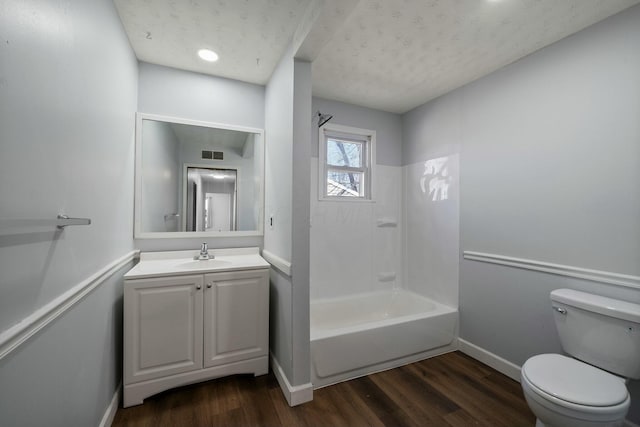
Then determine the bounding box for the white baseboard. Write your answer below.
[99,382,121,427]
[454,340,640,427]
[458,338,522,382]
[270,353,313,406]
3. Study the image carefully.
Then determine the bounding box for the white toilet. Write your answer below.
[521,288,640,427]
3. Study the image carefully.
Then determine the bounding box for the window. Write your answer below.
[319,124,376,200]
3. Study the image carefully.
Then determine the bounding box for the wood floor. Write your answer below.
[112,351,535,427]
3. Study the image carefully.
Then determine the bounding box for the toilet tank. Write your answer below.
[551,289,640,379]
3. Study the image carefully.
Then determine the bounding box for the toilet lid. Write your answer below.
[522,354,628,407]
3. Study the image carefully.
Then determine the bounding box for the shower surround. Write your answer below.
[309,147,460,386]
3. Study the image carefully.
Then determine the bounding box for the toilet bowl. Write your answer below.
[520,289,640,427]
[521,354,630,427]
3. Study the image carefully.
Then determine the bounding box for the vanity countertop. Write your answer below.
[124,247,270,279]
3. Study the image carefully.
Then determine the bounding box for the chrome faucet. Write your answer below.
[197,242,212,260]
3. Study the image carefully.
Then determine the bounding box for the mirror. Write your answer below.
[134,113,264,238]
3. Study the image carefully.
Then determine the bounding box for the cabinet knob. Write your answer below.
[196,284,202,290]
[207,283,212,289]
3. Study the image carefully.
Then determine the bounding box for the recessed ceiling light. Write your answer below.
[198,49,219,62]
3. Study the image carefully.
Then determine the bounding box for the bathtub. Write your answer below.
[310,289,458,388]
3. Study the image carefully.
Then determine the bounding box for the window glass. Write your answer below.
[320,125,375,201]
[327,171,363,197]
[326,139,363,168]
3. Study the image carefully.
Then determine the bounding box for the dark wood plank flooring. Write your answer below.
[112,351,535,427]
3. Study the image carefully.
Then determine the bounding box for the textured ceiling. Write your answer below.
[312,0,640,113]
[114,0,312,84]
[115,0,640,113]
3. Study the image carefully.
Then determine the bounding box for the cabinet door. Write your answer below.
[203,269,269,368]
[124,275,204,384]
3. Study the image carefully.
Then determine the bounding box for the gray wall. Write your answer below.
[136,62,266,251]
[403,5,640,423]
[264,48,294,263]
[264,44,295,382]
[0,0,138,425]
[291,59,312,385]
[0,262,135,426]
[264,47,312,387]
[138,62,265,129]
[311,97,403,166]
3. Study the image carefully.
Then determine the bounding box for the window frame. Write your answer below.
[318,123,376,202]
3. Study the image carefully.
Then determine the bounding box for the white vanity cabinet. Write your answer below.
[124,274,204,384]
[123,248,270,407]
[202,270,269,368]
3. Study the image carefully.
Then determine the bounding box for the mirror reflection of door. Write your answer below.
[205,193,231,231]
[186,167,237,232]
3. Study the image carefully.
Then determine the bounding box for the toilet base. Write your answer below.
[534,418,623,427]
[524,391,625,427]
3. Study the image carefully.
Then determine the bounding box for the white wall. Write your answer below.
[310,162,404,299]
[404,5,640,423]
[402,94,461,308]
[141,120,180,232]
[136,62,265,251]
[309,98,404,300]
[0,0,138,425]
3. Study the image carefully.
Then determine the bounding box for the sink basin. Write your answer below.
[176,259,231,269]
[124,248,270,279]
